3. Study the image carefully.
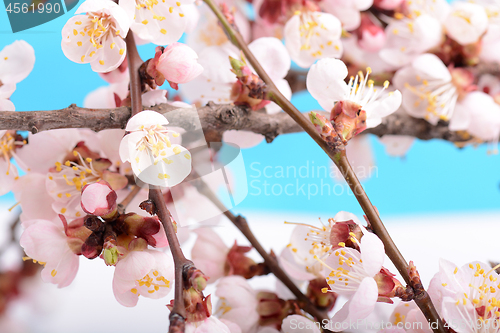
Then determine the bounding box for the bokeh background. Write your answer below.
[1,2,499,218]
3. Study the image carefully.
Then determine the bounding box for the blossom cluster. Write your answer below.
[0,0,500,331]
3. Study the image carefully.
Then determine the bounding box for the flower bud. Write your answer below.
[308,278,337,311]
[373,0,403,10]
[309,111,342,147]
[331,101,367,142]
[225,242,269,279]
[374,267,404,302]
[80,180,117,218]
[356,14,386,53]
[147,43,203,89]
[229,54,271,110]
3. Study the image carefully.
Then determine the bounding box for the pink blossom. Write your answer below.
[379,15,443,67]
[373,0,403,10]
[319,230,386,331]
[356,14,386,53]
[307,58,401,137]
[0,40,35,89]
[449,91,500,144]
[112,249,174,306]
[321,0,373,31]
[119,0,194,45]
[444,2,488,46]
[430,259,500,333]
[20,217,90,288]
[215,276,260,333]
[284,10,343,68]
[282,315,321,333]
[61,0,133,72]
[191,228,229,283]
[393,53,463,125]
[387,301,432,333]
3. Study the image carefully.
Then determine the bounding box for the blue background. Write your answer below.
[0,2,498,218]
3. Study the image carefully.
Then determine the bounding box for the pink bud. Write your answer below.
[150,43,203,89]
[356,14,386,53]
[373,0,404,10]
[80,180,117,217]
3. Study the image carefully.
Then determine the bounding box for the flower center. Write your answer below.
[131,269,170,295]
[316,234,368,293]
[82,12,118,49]
[50,150,101,196]
[452,263,500,327]
[0,131,26,176]
[136,124,174,160]
[403,75,458,121]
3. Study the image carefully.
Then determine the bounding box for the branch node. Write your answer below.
[168,313,186,333]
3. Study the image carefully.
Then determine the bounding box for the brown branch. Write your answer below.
[124,32,189,333]
[0,103,476,144]
[125,33,144,117]
[191,176,332,332]
[149,187,191,329]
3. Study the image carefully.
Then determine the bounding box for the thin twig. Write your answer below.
[192,176,332,333]
[202,1,446,331]
[117,185,142,215]
[149,186,191,327]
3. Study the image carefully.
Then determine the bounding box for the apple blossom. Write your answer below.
[0,40,35,104]
[431,259,500,333]
[321,0,373,31]
[393,53,474,125]
[119,110,192,187]
[444,2,488,46]
[379,14,443,67]
[186,3,251,54]
[61,0,133,73]
[282,211,364,278]
[284,10,343,68]
[318,230,386,331]
[449,91,500,145]
[215,276,260,333]
[388,301,432,333]
[282,315,321,333]
[307,58,402,141]
[20,216,91,288]
[119,0,194,46]
[112,248,174,306]
[191,228,229,283]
